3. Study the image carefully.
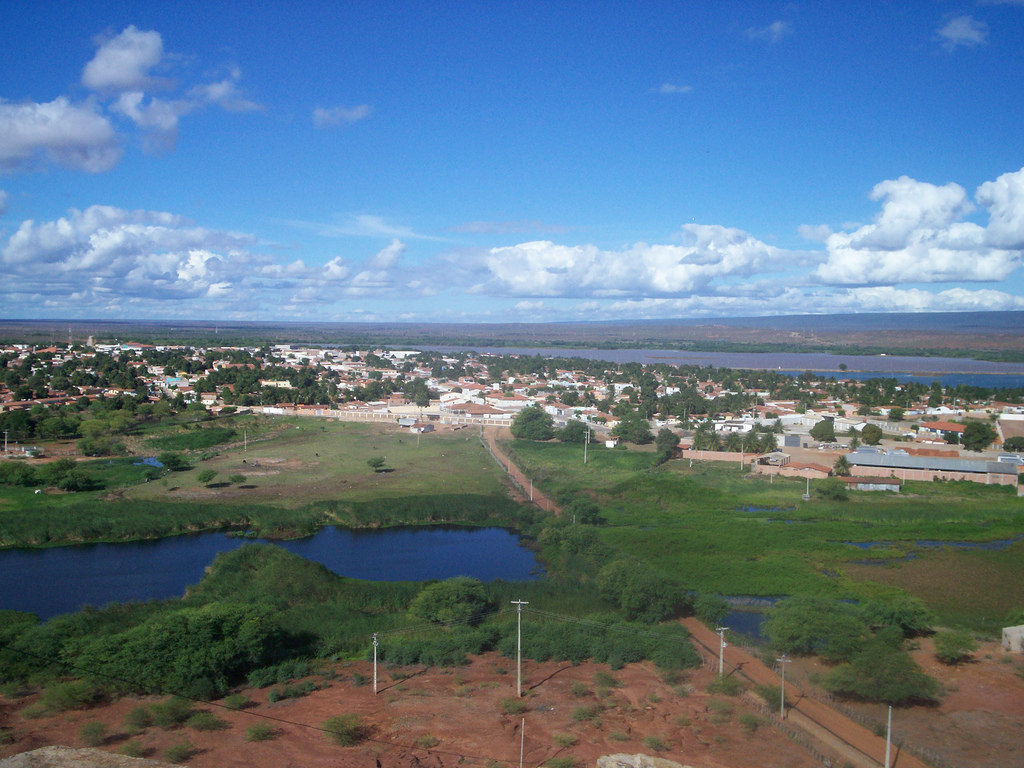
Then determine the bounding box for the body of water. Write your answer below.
[418,346,1024,388]
[0,526,542,621]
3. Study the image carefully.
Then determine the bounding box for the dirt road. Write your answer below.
[481,427,560,514]
[682,618,928,768]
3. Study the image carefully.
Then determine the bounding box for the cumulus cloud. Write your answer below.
[82,26,167,92]
[312,105,373,128]
[0,97,121,173]
[746,21,792,43]
[816,168,1024,285]
[455,224,789,299]
[368,239,406,269]
[937,15,988,50]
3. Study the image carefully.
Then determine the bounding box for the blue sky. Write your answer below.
[2,1,1024,323]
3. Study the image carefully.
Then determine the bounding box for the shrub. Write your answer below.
[693,594,730,626]
[571,704,602,722]
[245,723,277,742]
[37,680,101,713]
[323,714,365,746]
[553,733,578,747]
[222,694,250,710]
[118,741,145,758]
[706,675,743,696]
[187,710,229,731]
[643,736,670,752]
[164,741,194,763]
[546,758,578,768]
[934,630,978,664]
[415,734,441,749]
[151,697,194,729]
[196,469,217,485]
[707,699,733,716]
[569,681,591,697]
[608,731,630,741]
[228,474,246,484]
[754,684,781,706]
[499,697,529,715]
[738,713,760,733]
[593,671,621,689]
[409,577,492,627]
[351,672,367,687]
[78,721,107,747]
[124,705,152,733]
[763,596,868,662]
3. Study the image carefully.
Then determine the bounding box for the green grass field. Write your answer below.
[505,439,1024,629]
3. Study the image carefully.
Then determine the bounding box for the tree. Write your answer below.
[655,427,679,455]
[889,407,904,422]
[196,469,217,485]
[366,456,386,472]
[833,455,851,477]
[860,424,883,446]
[409,577,491,627]
[596,559,680,623]
[862,596,933,638]
[961,421,997,452]
[763,596,867,662]
[158,451,190,471]
[567,498,605,525]
[933,630,977,664]
[510,404,555,441]
[810,419,836,443]
[559,419,591,444]
[1003,437,1024,453]
[822,639,941,705]
[816,477,848,501]
[693,594,730,627]
[611,411,653,445]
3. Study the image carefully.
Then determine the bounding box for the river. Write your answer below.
[417,347,1024,388]
[0,526,543,621]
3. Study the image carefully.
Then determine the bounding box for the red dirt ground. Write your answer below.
[1,654,823,768]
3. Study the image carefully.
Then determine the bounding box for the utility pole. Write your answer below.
[776,654,790,719]
[3,431,7,453]
[885,705,892,768]
[519,717,525,768]
[529,478,533,502]
[716,626,728,675]
[511,600,529,696]
[243,429,247,452]
[584,428,589,464]
[372,633,379,694]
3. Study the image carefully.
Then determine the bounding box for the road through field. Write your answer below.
[682,618,928,768]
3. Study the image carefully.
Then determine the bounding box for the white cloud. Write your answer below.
[291,213,446,242]
[312,105,373,128]
[448,220,569,235]
[746,21,792,43]
[111,92,194,151]
[82,26,166,92]
[816,169,1024,285]
[368,239,406,269]
[657,83,693,94]
[458,224,789,298]
[937,15,988,50]
[0,97,121,173]
[190,67,263,113]
[798,224,833,242]
[0,189,8,216]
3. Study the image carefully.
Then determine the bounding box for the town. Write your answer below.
[3,339,1022,492]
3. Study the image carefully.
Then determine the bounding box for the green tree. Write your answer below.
[597,560,681,623]
[409,577,491,627]
[933,630,978,664]
[655,428,679,455]
[862,596,933,638]
[822,639,941,705]
[833,455,851,476]
[196,469,217,485]
[158,451,190,471]
[611,411,653,445]
[816,477,848,501]
[1003,437,1024,452]
[860,424,883,445]
[764,596,867,662]
[889,407,904,422]
[961,421,997,452]
[366,456,386,472]
[510,404,555,441]
[559,419,591,444]
[809,419,836,443]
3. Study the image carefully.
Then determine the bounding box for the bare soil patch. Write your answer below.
[1,655,822,768]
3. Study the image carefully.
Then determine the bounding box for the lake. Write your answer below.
[0,526,543,621]
[418,346,1024,388]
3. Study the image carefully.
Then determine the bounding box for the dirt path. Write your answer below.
[480,428,560,515]
[682,618,927,768]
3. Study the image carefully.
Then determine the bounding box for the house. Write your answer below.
[919,421,965,438]
[837,476,901,492]
[777,462,831,480]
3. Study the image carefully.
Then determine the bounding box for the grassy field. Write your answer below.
[0,416,516,547]
[505,439,1024,630]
